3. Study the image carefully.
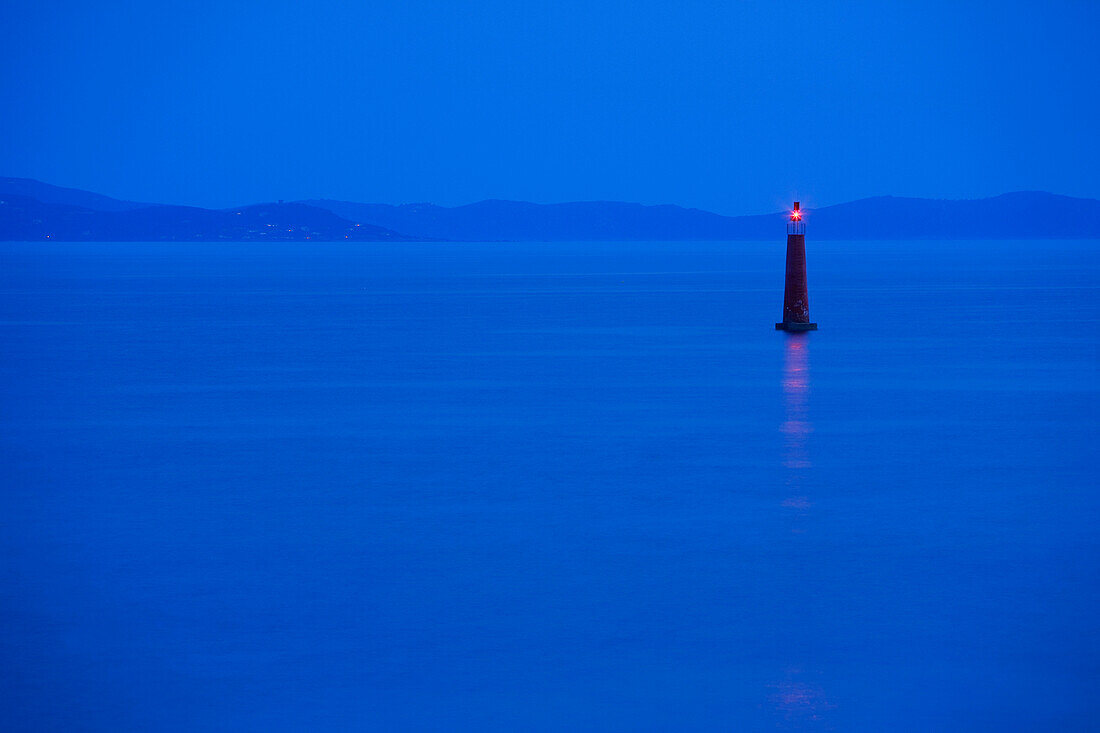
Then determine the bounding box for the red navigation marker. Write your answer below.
[775,201,818,332]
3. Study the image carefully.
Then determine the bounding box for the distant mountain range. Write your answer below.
[0,179,412,242]
[306,193,1100,241]
[3,177,1098,241]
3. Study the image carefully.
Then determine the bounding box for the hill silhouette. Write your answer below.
[0,177,150,212]
[2,177,1098,241]
[306,192,1100,241]
[0,189,414,242]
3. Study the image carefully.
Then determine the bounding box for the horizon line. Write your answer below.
[3,176,1097,218]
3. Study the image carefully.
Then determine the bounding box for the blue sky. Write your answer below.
[2,0,1097,214]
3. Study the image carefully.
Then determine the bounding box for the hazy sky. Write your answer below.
[2,0,1098,214]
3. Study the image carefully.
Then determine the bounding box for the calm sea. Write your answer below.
[1,240,1097,731]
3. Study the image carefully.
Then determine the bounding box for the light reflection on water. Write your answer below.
[781,335,812,508]
[771,335,835,728]
[768,669,836,729]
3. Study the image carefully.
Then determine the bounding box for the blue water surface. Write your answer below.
[1,240,1097,731]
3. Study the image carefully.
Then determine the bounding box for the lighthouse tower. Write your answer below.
[775,202,817,331]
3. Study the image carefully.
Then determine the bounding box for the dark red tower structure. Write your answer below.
[775,202,817,331]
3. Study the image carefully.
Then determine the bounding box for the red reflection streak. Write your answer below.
[767,675,836,727]
[781,336,812,474]
[771,346,834,724]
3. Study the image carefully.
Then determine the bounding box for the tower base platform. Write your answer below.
[776,322,818,332]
